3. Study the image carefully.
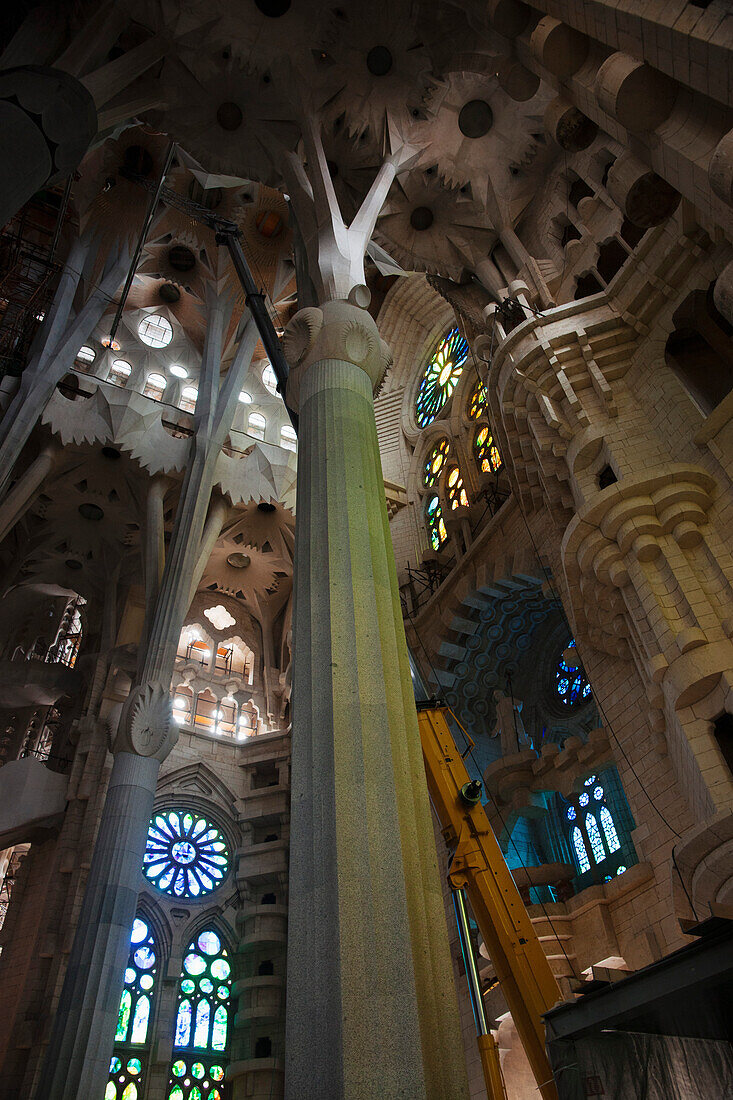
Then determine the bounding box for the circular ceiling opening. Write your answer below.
[79,502,104,522]
[227,552,251,569]
[458,99,493,139]
[159,282,181,303]
[258,502,276,513]
[367,46,393,76]
[168,245,196,272]
[410,206,434,231]
[255,0,291,16]
[255,210,284,238]
[217,101,243,131]
[65,559,83,571]
[101,446,121,460]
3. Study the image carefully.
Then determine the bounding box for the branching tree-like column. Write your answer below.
[35,286,260,1100]
[280,118,468,1100]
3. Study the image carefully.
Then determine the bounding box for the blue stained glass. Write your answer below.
[566,806,576,821]
[415,327,469,427]
[572,827,590,873]
[594,786,604,800]
[194,1000,210,1048]
[142,811,229,898]
[555,639,591,707]
[617,865,627,875]
[175,1000,192,1046]
[586,813,605,863]
[108,916,156,1099]
[579,792,589,807]
[130,995,150,1044]
[600,806,620,852]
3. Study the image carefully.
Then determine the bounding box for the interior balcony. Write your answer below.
[0,755,68,848]
[0,656,78,708]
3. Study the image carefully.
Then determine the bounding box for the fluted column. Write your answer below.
[283,294,468,1100]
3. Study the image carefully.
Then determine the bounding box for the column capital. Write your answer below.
[283,290,393,412]
[111,680,177,761]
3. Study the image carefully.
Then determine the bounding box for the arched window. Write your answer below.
[262,362,279,396]
[474,425,502,474]
[143,811,230,898]
[143,373,167,401]
[138,313,173,348]
[248,412,266,441]
[108,359,132,387]
[106,915,158,1099]
[423,439,450,487]
[180,386,198,414]
[445,465,468,510]
[75,345,96,371]
[571,827,590,873]
[564,775,628,879]
[467,378,487,420]
[555,639,591,706]
[280,424,297,452]
[49,596,85,668]
[426,495,447,550]
[168,929,231,1100]
[600,806,620,853]
[415,328,469,428]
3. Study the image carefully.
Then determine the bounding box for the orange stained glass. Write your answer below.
[474,425,502,474]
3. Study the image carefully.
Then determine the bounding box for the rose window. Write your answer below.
[143,811,229,897]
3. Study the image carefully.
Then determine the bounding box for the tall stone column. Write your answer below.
[283,294,468,1100]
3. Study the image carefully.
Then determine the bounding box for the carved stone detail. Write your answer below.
[112,681,176,760]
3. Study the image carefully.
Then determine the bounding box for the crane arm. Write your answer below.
[417,703,561,1100]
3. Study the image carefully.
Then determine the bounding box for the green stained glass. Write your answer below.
[116,990,131,1041]
[121,1085,137,1100]
[190,1088,202,1100]
[210,1066,224,1081]
[423,439,450,487]
[168,1088,184,1100]
[181,979,195,994]
[105,1084,117,1100]
[126,1058,142,1075]
[210,958,230,981]
[426,495,447,550]
[415,328,469,428]
[194,999,211,1047]
[467,378,487,420]
[200,978,214,994]
[212,1005,228,1051]
[191,1062,205,1079]
[211,1091,222,1100]
[171,1060,186,1077]
[110,1057,122,1074]
[130,994,150,1044]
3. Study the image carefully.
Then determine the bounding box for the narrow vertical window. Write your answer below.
[572,827,590,873]
[585,813,605,863]
[106,917,157,1099]
[167,929,232,1099]
[600,806,620,853]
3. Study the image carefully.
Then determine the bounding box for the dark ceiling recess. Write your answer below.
[366,46,393,76]
[65,559,83,570]
[458,99,493,139]
[410,206,434,231]
[255,0,291,16]
[159,282,181,303]
[168,245,196,272]
[101,447,121,460]
[216,102,243,131]
[258,502,276,513]
[79,503,104,522]
[122,145,154,178]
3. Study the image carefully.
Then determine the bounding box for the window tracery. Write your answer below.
[167,929,231,1100]
[474,425,502,474]
[564,776,627,879]
[143,811,230,898]
[445,465,468,510]
[426,495,447,550]
[554,639,591,706]
[138,313,173,348]
[106,916,158,1100]
[414,328,468,428]
[467,378,487,420]
[423,439,450,488]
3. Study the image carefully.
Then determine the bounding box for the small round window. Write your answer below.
[143,810,230,897]
[138,313,173,348]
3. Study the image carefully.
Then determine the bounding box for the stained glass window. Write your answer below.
[474,425,502,474]
[446,465,469,510]
[143,811,230,898]
[467,378,487,420]
[426,495,447,551]
[585,813,605,863]
[572,827,590,872]
[555,639,592,706]
[167,929,231,1100]
[600,806,620,852]
[423,439,450,487]
[415,328,469,428]
[106,917,157,1099]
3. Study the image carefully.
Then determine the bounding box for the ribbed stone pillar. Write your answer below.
[284,298,468,1100]
[34,751,160,1100]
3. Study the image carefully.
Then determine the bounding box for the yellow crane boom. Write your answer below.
[417,703,561,1100]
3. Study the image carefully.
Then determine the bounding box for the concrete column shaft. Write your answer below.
[34,752,160,1100]
[285,357,467,1100]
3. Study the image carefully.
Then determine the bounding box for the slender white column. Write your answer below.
[0,442,58,543]
[283,297,468,1100]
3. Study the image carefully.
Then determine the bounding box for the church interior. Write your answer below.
[0,0,732,1097]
